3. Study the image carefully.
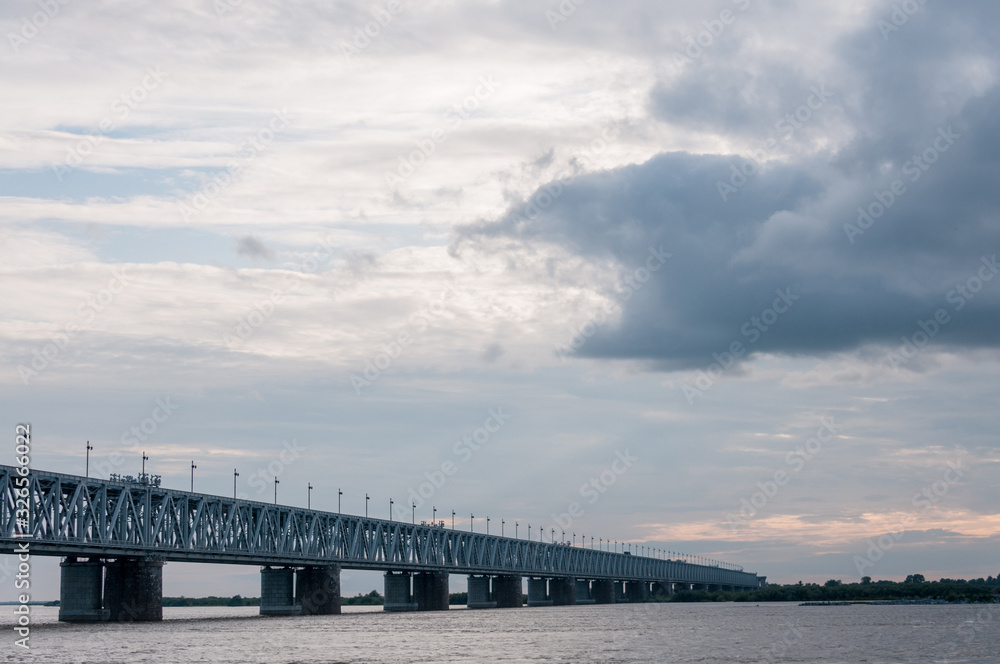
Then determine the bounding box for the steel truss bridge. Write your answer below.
[0,465,763,589]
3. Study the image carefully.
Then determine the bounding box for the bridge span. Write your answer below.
[1,464,765,621]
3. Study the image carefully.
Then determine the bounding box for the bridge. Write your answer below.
[1,464,766,621]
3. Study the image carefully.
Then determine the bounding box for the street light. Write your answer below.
[274,477,279,504]
[451,510,455,529]
[515,522,519,539]
[501,519,505,537]
[411,501,416,524]
[86,441,93,478]
[233,469,239,499]
[433,506,437,524]
[486,517,490,535]
[338,488,342,514]
[470,513,474,532]
[365,493,369,518]
[528,524,531,540]
[308,483,313,509]
[141,452,149,478]
[389,498,394,521]
[190,461,196,492]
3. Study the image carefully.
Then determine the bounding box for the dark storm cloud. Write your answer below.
[455,1,1000,370]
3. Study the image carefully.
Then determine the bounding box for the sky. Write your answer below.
[2,0,999,601]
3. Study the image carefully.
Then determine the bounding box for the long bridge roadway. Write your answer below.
[1,464,765,622]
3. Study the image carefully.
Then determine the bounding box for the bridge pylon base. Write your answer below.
[59,558,109,623]
[414,572,449,611]
[526,577,552,607]
[297,565,341,615]
[493,575,523,608]
[383,572,418,612]
[550,577,576,606]
[261,566,299,616]
[591,579,615,604]
[104,558,163,622]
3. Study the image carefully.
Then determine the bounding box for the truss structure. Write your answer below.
[1,465,760,586]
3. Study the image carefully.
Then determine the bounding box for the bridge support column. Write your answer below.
[549,577,576,606]
[691,583,706,592]
[574,579,594,604]
[614,581,625,602]
[591,579,615,604]
[260,566,298,616]
[493,575,523,608]
[527,577,552,606]
[651,581,672,598]
[296,565,341,615]
[413,572,449,611]
[625,581,649,603]
[59,558,109,623]
[467,575,496,609]
[383,572,417,612]
[104,558,163,622]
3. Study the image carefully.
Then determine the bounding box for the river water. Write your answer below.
[3,602,998,663]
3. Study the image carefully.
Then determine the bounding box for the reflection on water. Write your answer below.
[3,602,998,663]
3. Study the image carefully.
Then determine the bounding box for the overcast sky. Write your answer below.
[2,0,999,601]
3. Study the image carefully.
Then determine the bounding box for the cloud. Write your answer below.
[455,1,1000,371]
[235,234,276,261]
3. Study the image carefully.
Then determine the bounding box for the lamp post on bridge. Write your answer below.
[338,488,342,514]
[308,483,312,509]
[515,521,518,539]
[528,524,531,540]
[233,469,239,499]
[451,510,455,529]
[412,501,416,524]
[86,441,93,478]
[501,519,505,537]
[591,536,594,549]
[486,517,490,535]
[470,513,474,532]
[274,477,279,504]
[433,506,437,524]
[141,452,148,480]
[573,532,576,546]
[365,493,369,518]
[191,461,196,492]
[389,498,393,521]
[550,528,554,544]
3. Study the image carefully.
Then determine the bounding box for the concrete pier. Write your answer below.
[383,572,417,611]
[574,579,595,604]
[625,581,650,603]
[467,575,496,609]
[296,565,341,615]
[413,572,450,611]
[614,581,625,602]
[58,558,109,623]
[260,566,298,616]
[591,578,615,604]
[493,575,523,608]
[651,581,673,598]
[550,577,576,606]
[527,577,552,606]
[103,558,163,622]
